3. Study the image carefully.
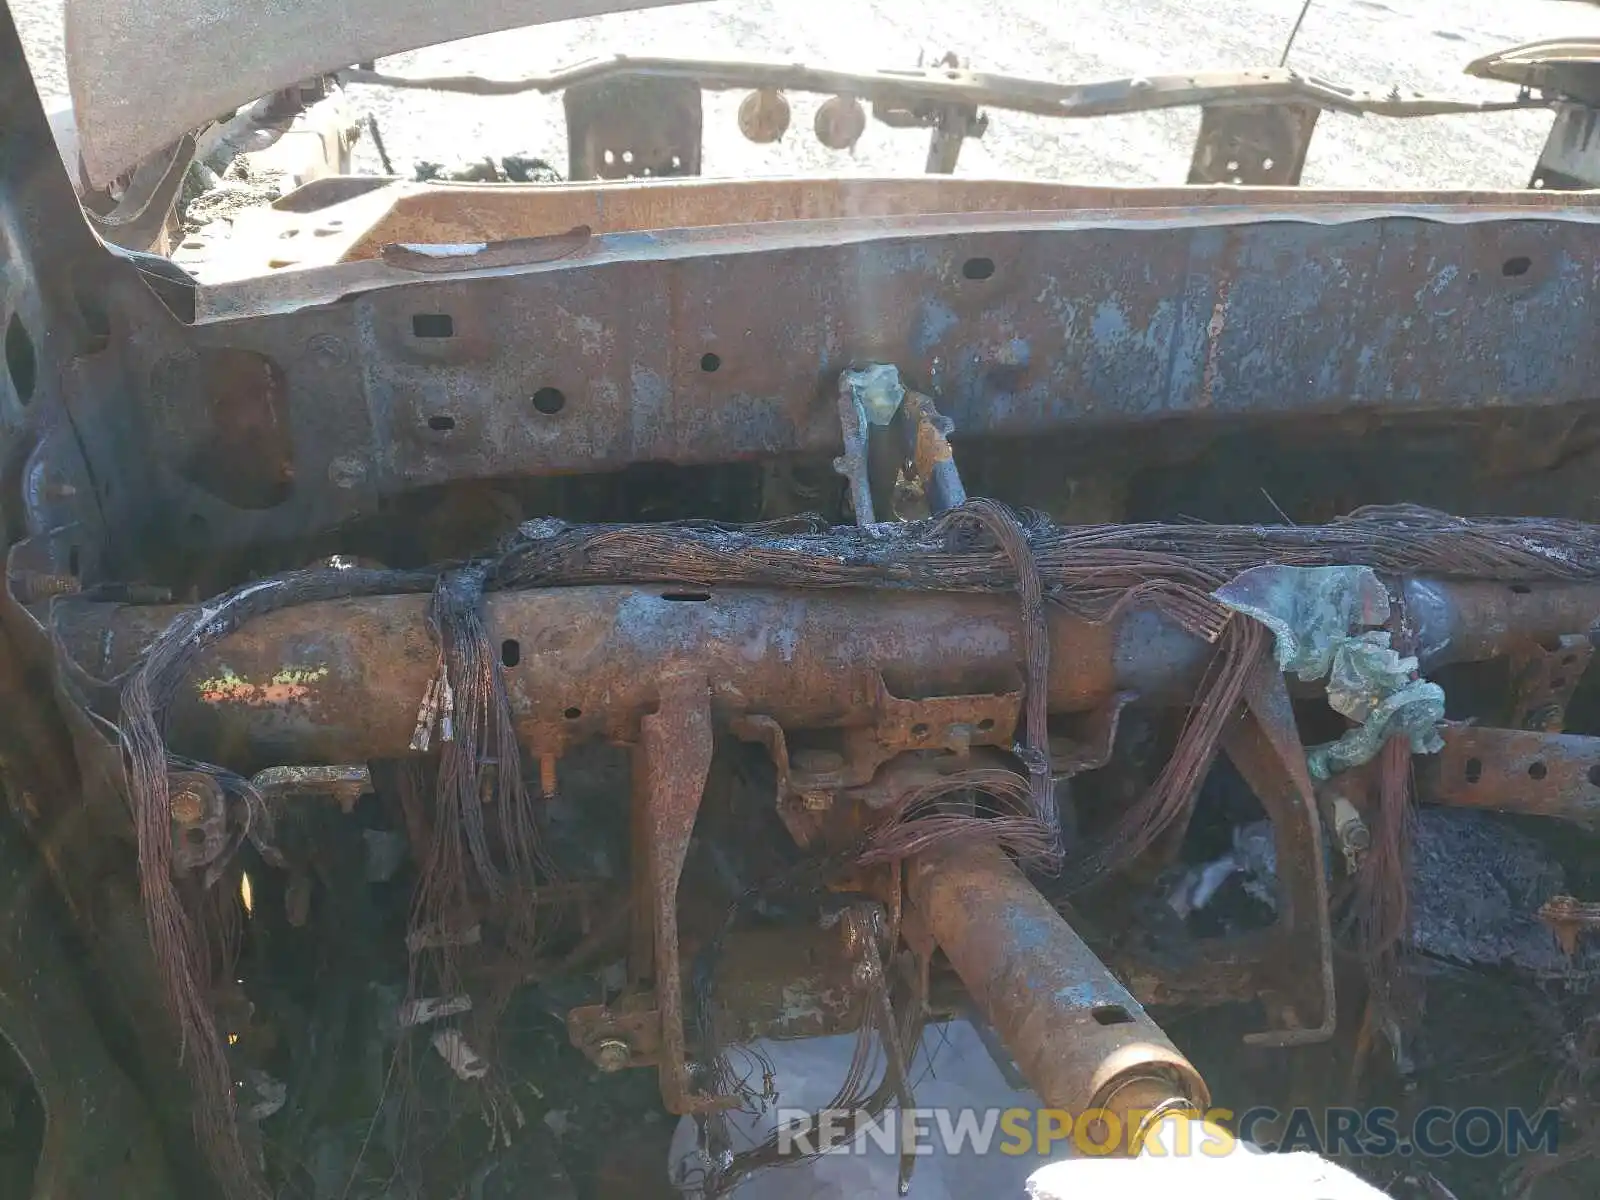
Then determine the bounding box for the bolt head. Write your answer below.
[595,1038,631,1072]
[171,790,206,826]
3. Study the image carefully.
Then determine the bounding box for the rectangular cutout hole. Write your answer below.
[1091,1005,1134,1026]
[412,313,454,338]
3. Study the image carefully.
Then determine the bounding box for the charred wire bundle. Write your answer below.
[115,565,432,1200]
[492,503,1600,606]
[854,765,1058,867]
[1063,616,1272,888]
[409,566,551,996]
[91,501,1600,1196]
[1356,735,1419,994]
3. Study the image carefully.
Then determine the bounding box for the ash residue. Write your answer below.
[1410,808,1596,977]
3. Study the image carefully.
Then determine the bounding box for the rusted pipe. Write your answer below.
[1403,578,1600,668]
[55,576,1600,771]
[57,585,1204,769]
[906,841,1208,1142]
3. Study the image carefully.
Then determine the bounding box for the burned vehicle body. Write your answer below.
[6,1,1600,1197]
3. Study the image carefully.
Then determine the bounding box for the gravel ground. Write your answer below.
[13,0,1600,190]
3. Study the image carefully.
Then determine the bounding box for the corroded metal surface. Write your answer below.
[55,586,1160,768]
[1431,724,1600,823]
[1219,667,1336,1046]
[1403,578,1600,669]
[56,577,1600,772]
[1507,634,1594,732]
[156,204,1600,551]
[637,671,723,1114]
[181,176,1600,283]
[907,841,1208,1130]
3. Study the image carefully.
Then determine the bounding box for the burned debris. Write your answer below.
[8,4,1600,1195]
[13,395,1600,1196]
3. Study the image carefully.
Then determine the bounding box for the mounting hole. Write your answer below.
[1534,177,1547,189]
[411,313,454,338]
[5,313,36,405]
[911,722,931,738]
[1502,256,1532,278]
[532,387,566,415]
[977,717,995,732]
[1464,757,1483,784]
[428,415,455,431]
[961,256,995,281]
[1225,159,1240,172]
[1509,583,1532,595]
[660,591,711,602]
[185,827,207,846]
[1091,1005,1134,1026]
[1528,761,1548,780]
[563,706,582,720]
[700,352,721,373]
[501,639,520,667]
[1261,156,1275,171]
[1589,765,1600,788]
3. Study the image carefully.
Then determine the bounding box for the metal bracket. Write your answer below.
[1187,102,1320,186]
[633,670,729,1113]
[900,391,967,514]
[1430,724,1600,825]
[1530,103,1600,190]
[564,74,703,182]
[1508,634,1593,731]
[1219,663,1337,1047]
[834,365,907,525]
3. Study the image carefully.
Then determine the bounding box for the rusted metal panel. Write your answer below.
[158,207,1600,550]
[907,841,1208,1131]
[182,177,1600,283]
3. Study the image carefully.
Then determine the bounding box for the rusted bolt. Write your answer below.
[737,89,791,143]
[594,1038,632,1072]
[814,95,866,150]
[170,789,207,826]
